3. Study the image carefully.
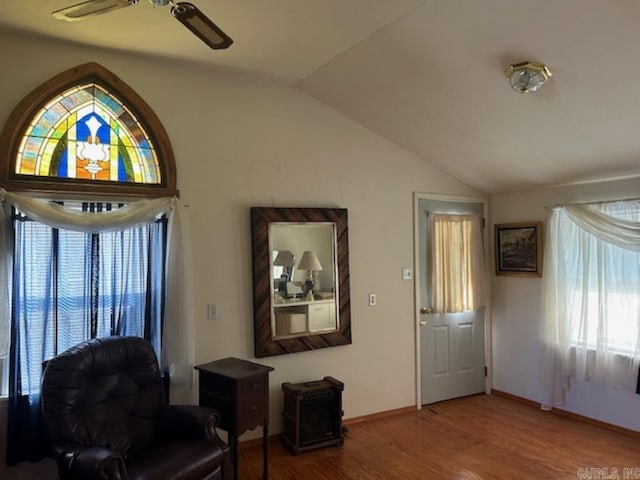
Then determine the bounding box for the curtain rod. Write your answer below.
[545,196,640,209]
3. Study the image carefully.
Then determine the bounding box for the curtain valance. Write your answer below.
[0,189,174,233]
[563,203,640,252]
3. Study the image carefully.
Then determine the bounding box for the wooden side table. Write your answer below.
[195,357,274,480]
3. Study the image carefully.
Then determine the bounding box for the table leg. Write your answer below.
[263,424,269,480]
[230,434,239,480]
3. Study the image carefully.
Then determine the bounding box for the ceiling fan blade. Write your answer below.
[171,2,233,50]
[53,0,138,22]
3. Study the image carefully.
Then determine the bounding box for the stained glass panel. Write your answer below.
[15,83,161,185]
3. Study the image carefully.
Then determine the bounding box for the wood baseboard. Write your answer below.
[239,434,281,450]
[491,389,640,439]
[238,405,416,450]
[343,405,416,426]
[240,394,640,448]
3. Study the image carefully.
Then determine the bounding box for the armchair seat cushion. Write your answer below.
[127,440,226,480]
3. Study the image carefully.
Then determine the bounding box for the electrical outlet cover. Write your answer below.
[369,293,377,306]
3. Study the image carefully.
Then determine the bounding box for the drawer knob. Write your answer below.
[250,383,258,390]
[249,405,257,414]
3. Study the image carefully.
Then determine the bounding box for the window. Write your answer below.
[542,199,640,405]
[12,203,166,396]
[0,62,177,198]
[552,201,640,355]
[430,213,485,313]
[0,63,186,466]
[0,62,177,398]
[16,83,160,184]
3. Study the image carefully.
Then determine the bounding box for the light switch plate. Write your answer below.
[402,268,413,280]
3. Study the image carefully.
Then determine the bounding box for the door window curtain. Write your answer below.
[430,213,485,313]
[541,200,640,409]
[0,189,195,466]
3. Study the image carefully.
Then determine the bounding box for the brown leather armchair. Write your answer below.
[41,336,232,480]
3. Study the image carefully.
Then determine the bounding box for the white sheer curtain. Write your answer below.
[0,200,10,359]
[541,200,640,408]
[430,213,485,313]
[0,189,195,387]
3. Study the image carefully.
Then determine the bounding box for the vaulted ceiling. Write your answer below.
[3,0,640,193]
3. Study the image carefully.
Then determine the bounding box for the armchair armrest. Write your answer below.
[52,444,126,480]
[159,405,221,442]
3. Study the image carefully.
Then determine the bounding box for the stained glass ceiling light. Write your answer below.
[504,61,552,94]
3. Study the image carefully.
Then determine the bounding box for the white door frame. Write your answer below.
[413,192,493,409]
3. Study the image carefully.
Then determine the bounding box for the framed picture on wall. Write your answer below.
[494,222,543,277]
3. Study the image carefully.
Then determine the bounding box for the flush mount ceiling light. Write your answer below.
[504,61,552,94]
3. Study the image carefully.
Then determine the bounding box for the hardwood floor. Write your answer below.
[239,394,640,480]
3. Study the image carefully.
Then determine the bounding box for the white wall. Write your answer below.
[490,176,640,432]
[0,30,481,477]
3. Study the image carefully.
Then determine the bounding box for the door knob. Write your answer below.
[420,307,432,314]
[419,320,427,326]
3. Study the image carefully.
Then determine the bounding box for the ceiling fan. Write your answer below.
[52,0,233,50]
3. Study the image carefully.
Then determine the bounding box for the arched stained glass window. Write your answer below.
[18,83,160,184]
[0,63,177,197]
[0,64,177,465]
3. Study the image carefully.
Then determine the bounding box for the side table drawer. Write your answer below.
[200,373,234,398]
[237,375,266,397]
[237,394,265,433]
[199,391,234,431]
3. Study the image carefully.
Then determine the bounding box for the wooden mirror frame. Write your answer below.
[251,207,352,358]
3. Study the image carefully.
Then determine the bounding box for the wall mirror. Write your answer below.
[251,207,351,358]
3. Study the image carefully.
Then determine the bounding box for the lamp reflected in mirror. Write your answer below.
[273,250,295,295]
[297,250,323,301]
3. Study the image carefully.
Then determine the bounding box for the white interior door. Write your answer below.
[418,198,486,405]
